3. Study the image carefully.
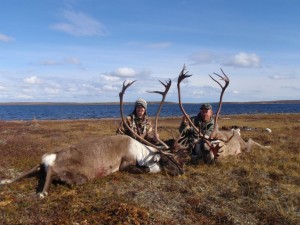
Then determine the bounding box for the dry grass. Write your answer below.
[0,114,299,224]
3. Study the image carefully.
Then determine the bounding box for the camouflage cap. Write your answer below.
[200,103,212,110]
[135,98,147,110]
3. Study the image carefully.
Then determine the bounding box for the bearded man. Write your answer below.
[179,103,215,164]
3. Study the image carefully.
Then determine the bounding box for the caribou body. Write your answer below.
[211,129,271,159]
[0,135,182,198]
[0,79,186,198]
[177,66,271,162]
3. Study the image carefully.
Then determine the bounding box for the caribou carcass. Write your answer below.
[177,65,271,162]
[0,80,187,198]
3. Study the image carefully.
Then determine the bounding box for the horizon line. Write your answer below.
[0,99,299,105]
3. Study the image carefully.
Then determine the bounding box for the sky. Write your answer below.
[0,0,299,103]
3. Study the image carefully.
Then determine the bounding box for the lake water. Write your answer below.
[0,103,299,121]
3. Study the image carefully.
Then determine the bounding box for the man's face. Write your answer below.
[135,106,146,118]
[200,109,213,122]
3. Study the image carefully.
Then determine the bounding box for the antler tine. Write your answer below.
[210,69,230,90]
[220,68,230,80]
[178,64,192,84]
[173,132,190,151]
[120,80,136,94]
[119,80,161,149]
[160,79,172,91]
[147,79,171,96]
[148,79,172,149]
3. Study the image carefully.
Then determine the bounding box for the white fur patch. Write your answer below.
[211,140,221,145]
[231,128,241,136]
[128,139,162,173]
[42,153,56,171]
[37,191,48,199]
[149,163,162,173]
[0,179,12,184]
[263,128,272,133]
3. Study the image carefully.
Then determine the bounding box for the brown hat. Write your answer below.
[200,103,212,110]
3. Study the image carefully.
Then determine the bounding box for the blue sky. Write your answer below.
[0,0,299,103]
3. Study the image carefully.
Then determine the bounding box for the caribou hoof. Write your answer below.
[37,191,48,199]
[0,179,12,185]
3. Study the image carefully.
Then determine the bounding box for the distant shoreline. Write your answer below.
[0,100,299,105]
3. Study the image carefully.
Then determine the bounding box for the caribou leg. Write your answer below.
[244,139,271,152]
[38,166,55,199]
[0,164,41,185]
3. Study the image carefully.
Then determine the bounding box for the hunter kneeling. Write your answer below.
[179,103,215,164]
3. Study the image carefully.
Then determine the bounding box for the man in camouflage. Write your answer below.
[179,103,215,164]
[116,98,158,145]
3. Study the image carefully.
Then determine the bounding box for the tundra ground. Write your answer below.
[0,114,299,224]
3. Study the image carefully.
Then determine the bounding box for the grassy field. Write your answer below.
[0,114,299,224]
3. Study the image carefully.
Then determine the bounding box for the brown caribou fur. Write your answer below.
[0,80,187,198]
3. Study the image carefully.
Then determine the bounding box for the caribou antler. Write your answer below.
[147,79,171,149]
[119,80,161,149]
[119,80,183,152]
[177,65,192,127]
[177,65,205,139]
[209,69,230,139]
[119,80,186,174]
[171,131,190,153]
[177,65,232,143]
[148,79,190,154]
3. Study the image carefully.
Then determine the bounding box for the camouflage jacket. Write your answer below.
[116,113,157,144]
[179,113,215,142]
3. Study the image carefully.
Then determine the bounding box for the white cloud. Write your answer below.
[100,75,120,82]
[39,60,60,66]
[0,33,14,42]
[146,42,172,49]
[66,86,78,92]
[191,85,219,97]
[0,85,6,90]
[224,52,261,68]
[113,67,137,77]
[82,83,102,92]
[269,75,296,80]
[188,51,262,68]
[37,57,81,66]
[24,76,42,84]
[189,51,216,65]
[103,85,118,91]
[65,57,81,65]
[126,41,172,49]
[16,94,33,99]
[282,86,300,91]
[45,87,60,95]
[105,67,152,80]
[50,10,108,37]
